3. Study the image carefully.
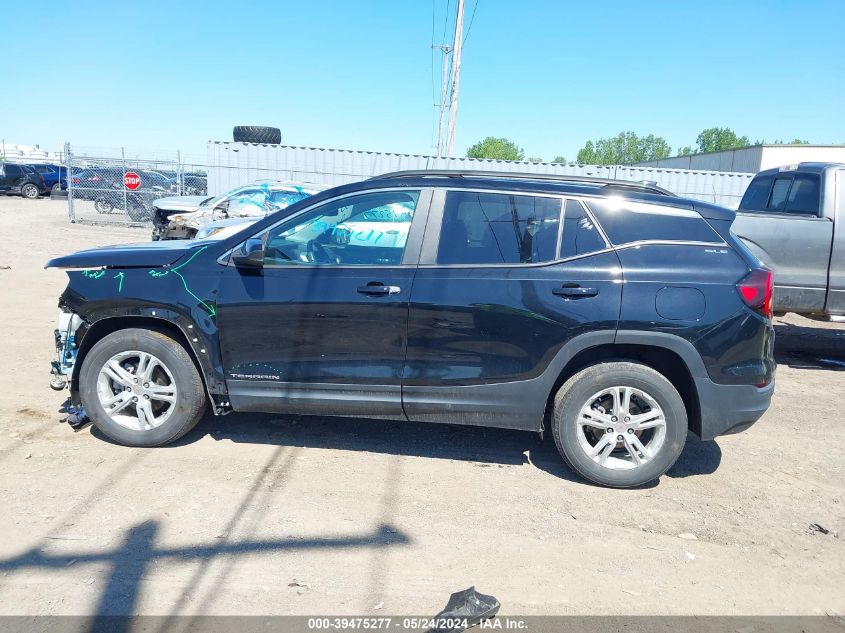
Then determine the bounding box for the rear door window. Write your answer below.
[435,191,562,265]
[559,199,607,258]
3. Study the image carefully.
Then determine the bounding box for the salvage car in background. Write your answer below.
[0,162,48,198]
[151,181,321,240]
[732,162,844,318]
[164,174,207,196]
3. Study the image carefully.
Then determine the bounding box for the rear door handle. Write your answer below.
[357,284,401,296]
[553,285,599,299]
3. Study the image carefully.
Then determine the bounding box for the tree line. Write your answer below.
[465,128,811,165]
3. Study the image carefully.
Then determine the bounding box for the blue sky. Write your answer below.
[4,0,844,161]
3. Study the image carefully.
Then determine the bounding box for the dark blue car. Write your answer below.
[25,163,67,191]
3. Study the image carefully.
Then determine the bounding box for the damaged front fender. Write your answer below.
[53,245,230,412]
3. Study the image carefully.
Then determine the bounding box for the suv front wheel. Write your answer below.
[79,328,206,446]
[552,362,687,488]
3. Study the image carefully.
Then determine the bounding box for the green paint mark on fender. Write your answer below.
[114,271,124,293]
[82,270,107,280]
[149,246,216,318]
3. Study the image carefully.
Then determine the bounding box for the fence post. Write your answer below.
[66,142,75,223]
[121,147,128,217]
[176,150,182,195]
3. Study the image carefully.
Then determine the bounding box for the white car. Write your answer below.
[152,182,323,240]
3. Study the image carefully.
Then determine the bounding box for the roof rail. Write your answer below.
[372,169,675,196]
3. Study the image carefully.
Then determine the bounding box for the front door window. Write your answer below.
[260,190,419,266]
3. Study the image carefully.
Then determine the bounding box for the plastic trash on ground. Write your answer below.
[428,586,500,633]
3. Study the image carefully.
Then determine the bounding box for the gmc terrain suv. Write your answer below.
[47,171,775,487]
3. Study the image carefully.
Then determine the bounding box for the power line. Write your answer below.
[441,0,452,43]
[462,0,479,46]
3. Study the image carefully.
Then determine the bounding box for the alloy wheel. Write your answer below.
[96,350,178,431]
[575,385,667,470]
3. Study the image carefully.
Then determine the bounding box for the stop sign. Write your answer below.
[123,171,141,190]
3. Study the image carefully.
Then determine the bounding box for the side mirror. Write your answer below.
[232,237,265,268]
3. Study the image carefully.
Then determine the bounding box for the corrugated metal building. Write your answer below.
[207,141,754,208]
[634,144,845,173]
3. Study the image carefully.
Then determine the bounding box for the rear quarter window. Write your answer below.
[585,199,723,246]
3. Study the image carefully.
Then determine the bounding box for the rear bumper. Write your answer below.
[695,377,774,440]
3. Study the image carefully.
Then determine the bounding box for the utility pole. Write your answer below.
[445,0,465,157]
[434,44,452,157]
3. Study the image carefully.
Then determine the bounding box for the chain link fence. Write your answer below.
[66,145,207,226]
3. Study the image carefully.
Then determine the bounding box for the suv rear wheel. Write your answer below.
[79,328,206,447]
[552,362,687,487]
[21,183,40,199]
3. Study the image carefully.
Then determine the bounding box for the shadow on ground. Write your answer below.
[774,318,845,370]
[97,411,722,486]
[0,445,409,632]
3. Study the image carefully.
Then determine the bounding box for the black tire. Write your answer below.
[21,183,39,199]
[79,328,206,447]
[51,182,62,192]
[551,362,687,488]
[127,203,152,222]
[94,198,114,214]
[233,125,281,144]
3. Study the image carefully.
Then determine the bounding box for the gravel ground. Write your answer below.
[0,197,842,617]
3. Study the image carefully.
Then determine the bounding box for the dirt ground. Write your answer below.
[0,197,842,617]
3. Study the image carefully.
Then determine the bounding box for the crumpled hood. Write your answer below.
[168,206,267,231]
[46,241,207,269]
[152,195,211,213]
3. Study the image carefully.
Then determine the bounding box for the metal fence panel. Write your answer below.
[207,142,754,208]
[64,142,755,229]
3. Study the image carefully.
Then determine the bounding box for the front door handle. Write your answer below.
[553,284,599,299]
[357,283,401,296]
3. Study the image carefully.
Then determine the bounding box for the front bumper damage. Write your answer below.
[50,310,89,429]
[161,206,266,240]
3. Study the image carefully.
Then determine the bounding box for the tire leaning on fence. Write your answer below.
[233,126,282,144]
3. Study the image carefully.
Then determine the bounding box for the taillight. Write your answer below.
[72,178,80,184]
[737,269,773,318]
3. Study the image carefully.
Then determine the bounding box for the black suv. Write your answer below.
[47,171,775,487]
[0,162,48,198]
